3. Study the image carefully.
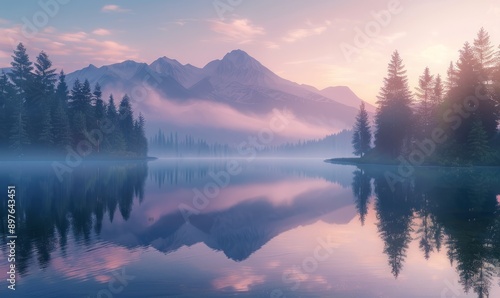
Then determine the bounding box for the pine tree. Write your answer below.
[0,72,14,150]
[69,79,92,120]
[51,100,71,149]
[415,67,434,138]
[458,42,497,141]
[93,83,105,153]
[38,108,54,147]
[106,94,118,121]
[34,51,57,95]
[445,62,458,95]
[9,101,30,155]
[493,45,500,122]
[30,51,57,145]
[81,79,93,123]
[118,95,134,151]
[94,83,104,123]
[136,113,148,157]
[433,74,444,105]
[9,43,35,146]
[71,111,86,144]
[473,28,496,82]
[104,95,125,153]
[352,102,371,157]
[375,51,414,158]
[52,71,71,150]
[9,43,33,97]
[467,119,492,163]
[55,70,69,110]
[445,42,484,149]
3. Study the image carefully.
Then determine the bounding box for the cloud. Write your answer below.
[283,21,330,43]
[212,269,265,291]
[59,31,88,42]
[210,18,265,44]
[0,26,138,69]
[101,4,130,13]
[92,28,112,36]
[264,41,280,49]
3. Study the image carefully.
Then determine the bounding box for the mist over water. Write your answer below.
[0,159,499,297]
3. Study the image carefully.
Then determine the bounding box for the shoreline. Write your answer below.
[324,157,500,168]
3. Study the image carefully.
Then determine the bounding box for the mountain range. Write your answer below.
[11,50,375,143]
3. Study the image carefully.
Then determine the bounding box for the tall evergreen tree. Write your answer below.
[136,113,148,157]
[104,95,125,153]
[106,94,118,121]
[352,102,372,157]
[55,70,69,110]
[118,95,134,151]
[51,100,71,149]
[52,71,71,150]
[458,42,497,140]
[433,74,444,105]
[446,42,482,147]
[30,51,57,146]
[34,51,57,95]
[415,67,435,138]
[38,108,54,148]
[0,72,14,150]
[69,79,92,120]
[467,119,492,163]
[374,51,414,158]
[445,62,458,95]
[473,28,496,82]
[93,83,105,152]
[9,101,30,155]
[9,43,33,97]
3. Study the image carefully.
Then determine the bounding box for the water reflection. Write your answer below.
[0,160,499,297]
[0,162,148,276]
[360,165,500,297]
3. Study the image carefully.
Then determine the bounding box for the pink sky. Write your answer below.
[1,1,500,104]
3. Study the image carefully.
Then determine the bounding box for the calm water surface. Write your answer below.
[0,159,499,297]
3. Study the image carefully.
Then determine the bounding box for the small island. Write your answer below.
[0,44,149,161]
[327,28,500,168]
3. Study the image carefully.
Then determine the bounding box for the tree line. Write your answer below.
[0,43,148,158]
[352,28,500,165]
[150,129,231,157]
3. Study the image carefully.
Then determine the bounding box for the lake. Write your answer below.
[0,159,499,297]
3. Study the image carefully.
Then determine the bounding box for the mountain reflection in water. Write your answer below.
[0,159,499,298]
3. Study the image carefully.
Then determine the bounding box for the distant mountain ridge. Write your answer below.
[65,50,372,142]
